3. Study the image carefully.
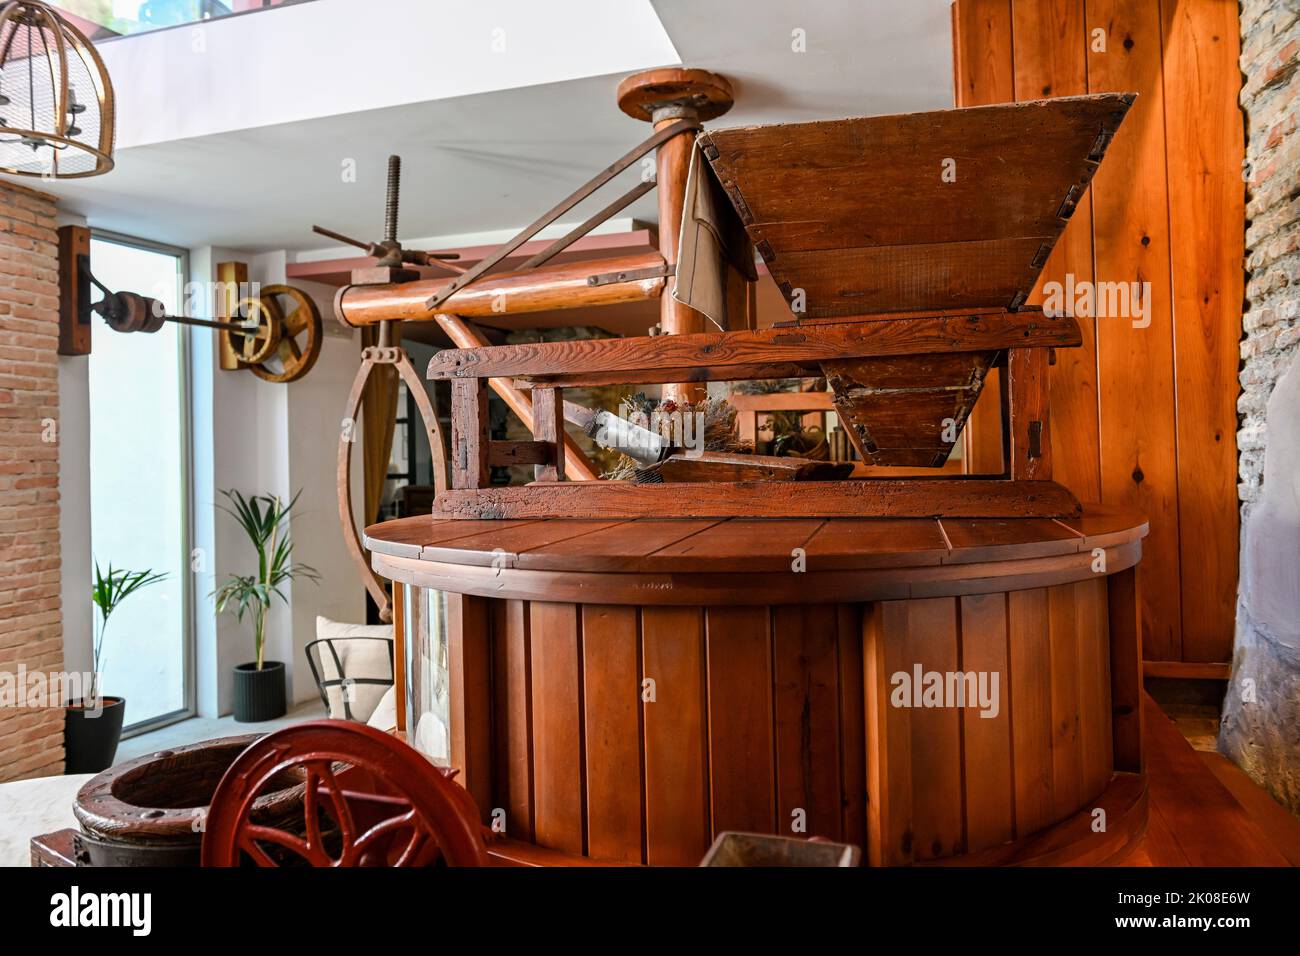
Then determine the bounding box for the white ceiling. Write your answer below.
[11,0,954,253]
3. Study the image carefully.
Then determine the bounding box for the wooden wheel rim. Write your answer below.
[201,721,488,867]
[249,285,323,383]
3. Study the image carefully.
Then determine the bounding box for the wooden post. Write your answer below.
[616,68,735,406]
[1005,348,1052,480]
[531,386,566,482]
[451,378,489,490]
[391,580,406,734]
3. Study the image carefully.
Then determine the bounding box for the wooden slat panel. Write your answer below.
[1087,0,1182,661]
[641,606,710,865]
[1008,587,1054,835]
[1161,0,1242,662]
[903,598,964,859]
[959,592,1014,852]
[490,599,534,842]
[704,606,775,835]
[1048,583,1083,817]
[836,605,867,850]
[649,519,824,571]
[802,518,950,568]
[528,601,584,854]
[446,592,493,821]
[580,605,643,863]
[773,605,843,841]
[1075,576,1114,798]
[518,519,718,570]
[864,601,914,865]
[1013,0,1103,502]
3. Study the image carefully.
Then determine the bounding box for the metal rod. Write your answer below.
[423,117,699,312]
[312,224,372,251]
[384,155,400,244]
[517,178,656,271]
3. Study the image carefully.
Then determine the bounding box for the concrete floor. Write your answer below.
[113,698,326,765]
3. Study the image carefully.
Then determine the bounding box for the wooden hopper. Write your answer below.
[698,94,1133,466]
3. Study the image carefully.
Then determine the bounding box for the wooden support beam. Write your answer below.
[430,479,1082,520]
[334,251,666,327]
[434,314,599,481]
[488,440,553,468]
[513,361,820,390]
[1006,348,1052,480]
[531,386,566,482]
[428,310,1080,381]
[450,378,489,490]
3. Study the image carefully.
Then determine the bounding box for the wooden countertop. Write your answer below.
[363,506,1146,606]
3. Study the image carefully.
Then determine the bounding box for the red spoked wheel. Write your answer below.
[201,720,488,868]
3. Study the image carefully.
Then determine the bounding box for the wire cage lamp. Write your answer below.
[0,0,114,178]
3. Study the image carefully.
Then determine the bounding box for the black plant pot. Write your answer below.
[64,696,126,774]
[232,661,286,722]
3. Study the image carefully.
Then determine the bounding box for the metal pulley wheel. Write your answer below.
[240,285,323,384]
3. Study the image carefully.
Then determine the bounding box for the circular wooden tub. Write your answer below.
[365,505,1148,866]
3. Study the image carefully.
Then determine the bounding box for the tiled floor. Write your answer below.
[113,698,326,765]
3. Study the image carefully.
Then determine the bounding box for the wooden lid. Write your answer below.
[617,68,734,123]
[364,506,1147,605]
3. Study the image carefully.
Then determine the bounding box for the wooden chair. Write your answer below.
[201,720,488,867]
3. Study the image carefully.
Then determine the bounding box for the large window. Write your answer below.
[87,233,192,732]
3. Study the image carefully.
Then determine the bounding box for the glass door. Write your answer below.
[87,232,193,733]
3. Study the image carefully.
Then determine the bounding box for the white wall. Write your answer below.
[56,214,92,678]
[189,252,365,716]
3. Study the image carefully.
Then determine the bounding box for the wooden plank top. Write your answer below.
[364,504,1145,575]
[699,94,1133,318]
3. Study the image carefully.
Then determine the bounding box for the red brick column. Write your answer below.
[0,180,65,781]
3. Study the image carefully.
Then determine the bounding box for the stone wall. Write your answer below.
[1219,0,1300,814]
[0,180,65,782]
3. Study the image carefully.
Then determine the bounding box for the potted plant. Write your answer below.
[213,489,319,722]
[65,562,167,773]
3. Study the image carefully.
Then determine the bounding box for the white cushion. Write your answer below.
[366,686,398,731]
[313,616,394,723]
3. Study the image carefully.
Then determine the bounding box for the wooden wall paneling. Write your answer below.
[1047,583,1083,817]
[902,598,965,860]
[528,601,585,854]
[958,592,1014,852]
[1075,576,1114,797]
[864,602,914,865]
[836,605,868,849]
[952,0,1013,475]
[1160,0,1243,662]
[446,592,493,822]
[772,605,844,842]
[1012,0,1103,501]
[704,606,776,837]
[580,604,644,863]
[641,606,711,865]
[1008,588,1054,835]
[491,599,534,843]
[1108,565,1144,772]
[1085,0,1182,661]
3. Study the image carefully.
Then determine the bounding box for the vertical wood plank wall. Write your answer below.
[953,0,1244,664]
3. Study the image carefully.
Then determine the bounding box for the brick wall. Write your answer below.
[0,179,65,782]
[1218,1,1300,813]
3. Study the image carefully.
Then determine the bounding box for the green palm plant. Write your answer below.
[91,562,167,699]
[212,489,319,670]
